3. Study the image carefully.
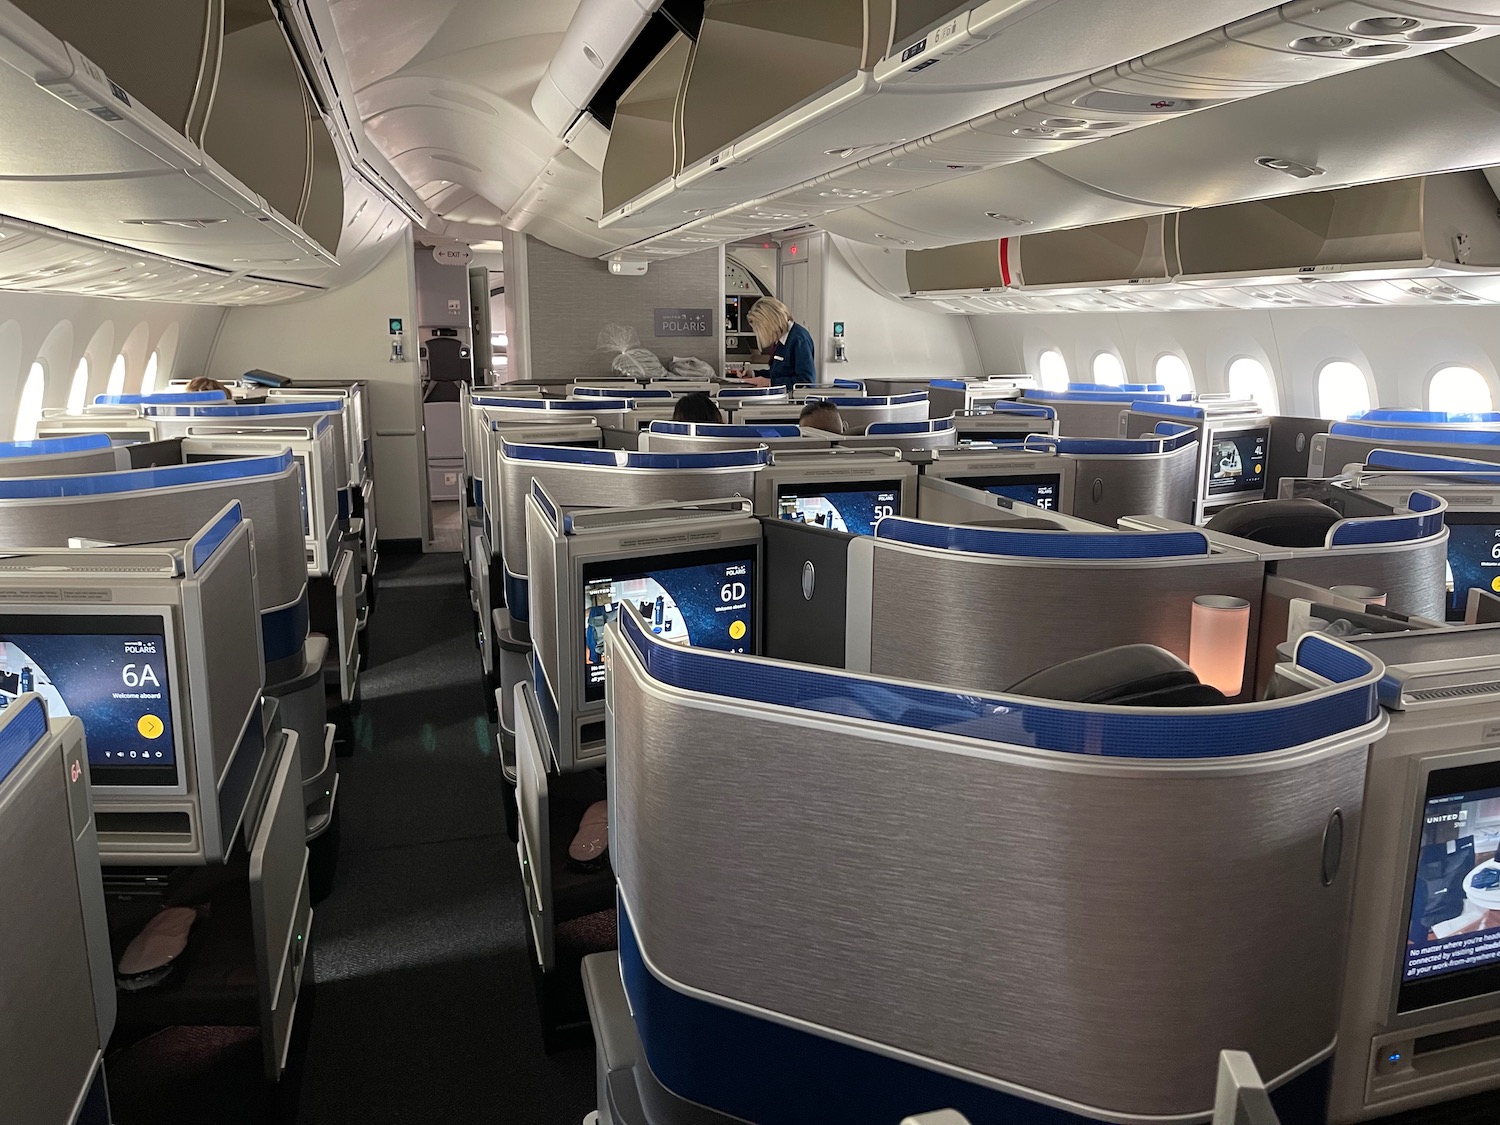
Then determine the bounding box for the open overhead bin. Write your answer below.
[0,0,340,285]
[600,33,692,218]
[1010,214,1178,291]
[1175,171,1500,283]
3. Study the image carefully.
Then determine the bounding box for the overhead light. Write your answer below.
[1256,156,1325,179]
[1350,17,1418,35]
[874,233,915,245]
[1290,35,1355,53]
[582,43,604,69]
[121,218,229,228]
[985,213,1033,226]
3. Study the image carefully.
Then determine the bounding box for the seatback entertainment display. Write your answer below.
[1401,766,1500,1011]
[0,614,178,786]
[775,481,901,536]
[1445,516,1500,621]
[581,546,756,703]
[1206,428,1269,499]
[956,473,1061,511]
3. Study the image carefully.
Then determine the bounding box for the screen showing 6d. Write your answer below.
[581,546,755,703]
[0,614,178,786]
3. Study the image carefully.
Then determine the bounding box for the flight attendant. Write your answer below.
[741,297,815,393]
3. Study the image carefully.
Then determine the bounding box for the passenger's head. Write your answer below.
[185,377,232,399]
[746,296,793,352]
[799,400,844,435]
[672,391,723,425]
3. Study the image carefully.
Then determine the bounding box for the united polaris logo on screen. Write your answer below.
[123,640,158,655]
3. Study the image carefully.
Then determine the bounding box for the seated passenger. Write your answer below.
[185,377,232,399]
[672,392,723,425]
[799,401,845,435]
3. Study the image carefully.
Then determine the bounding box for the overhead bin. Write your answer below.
[678,0,870,172]
[1175,171,1500,282]
[600,33,692,218]
[301,118,346,256]
[1011,214,1178,290]
[905,239,1004,293]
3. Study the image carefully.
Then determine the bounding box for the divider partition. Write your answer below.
[606,612,1387,1124]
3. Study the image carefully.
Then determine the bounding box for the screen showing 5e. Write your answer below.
[775,481,901,536]
[0,615,177,786]
[581,547,755,703]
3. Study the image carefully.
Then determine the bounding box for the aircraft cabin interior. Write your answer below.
[22,2,1500,1125]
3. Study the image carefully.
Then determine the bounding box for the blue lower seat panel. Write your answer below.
[621,902,1329,1125]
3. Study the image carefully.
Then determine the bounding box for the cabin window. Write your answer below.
[1092,352,1125,385]
[1317,361,1373,421]
[14,362,45,440]
[66,357,90,413]
[1037,349,1068,390]
[1227,357,1278,413]
[107,355,127,396]
[1428,365,1494,414]
[1155,354,1194,398]
[141,352,160,395]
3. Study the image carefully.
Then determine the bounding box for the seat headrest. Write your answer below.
[1205,498,1342,548]
[1007,644,1229,708]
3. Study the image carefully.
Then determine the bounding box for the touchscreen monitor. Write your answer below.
[0,614,178,786]
[1445,514,1500,621]
[955,473,1061,511]
[775,480,902,536]
[1400,762,1500,1011]
[1206,427,1269,499]
[580,546,755,704]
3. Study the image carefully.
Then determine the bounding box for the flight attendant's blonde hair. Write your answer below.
[746,297,792,352]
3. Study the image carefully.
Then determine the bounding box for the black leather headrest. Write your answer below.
[1007,644,1229,708]
[1205,498,1342,548]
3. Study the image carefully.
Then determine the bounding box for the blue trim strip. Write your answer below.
[874,518,1209,559]
[95,392,224,405]
[1155,421,1198,440]
[1358,409,1500,424]
[0,696,49,787]
[1120,383,1166,392]
[649,422,801,438]
[146,400,342,417]
[261,592,310,665]
[1024,434,1187,456]
[831,379,864,389]
[1134,401,1208,420]
[190,503,243,571]
[500,441,768,470]
[930,379,966,389]
[1025,390,1170,403]
[718,387,786,399]
[0,434,113,458]
[505,572,530,622]
[1295,633,1376,684]
[530,480,558,524]
[866,418,955,435]
[474,396,633,411]
[1332,422,1500,447]
[620,611,1378,759]
[983,403,1055,419]
[805,392,929,406]
[1363,449,1500,480]
[574,387,673,400]
[0,450,294,499]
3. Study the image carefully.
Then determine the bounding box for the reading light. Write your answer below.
[1256,157,1325,179]
[1189,595,1250,696]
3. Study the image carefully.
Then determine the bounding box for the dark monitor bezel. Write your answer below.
[1398,760,1500,1013]
[773,478,905,535]
[1443,511,1500,622]
[0,611,180,787]
[579,543,759,706]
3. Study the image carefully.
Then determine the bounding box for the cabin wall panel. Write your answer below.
[208,233,426,541]
[826,248,981,380]
[515,235,723,381]
[0,291,220,437]
[969,306,1500,417]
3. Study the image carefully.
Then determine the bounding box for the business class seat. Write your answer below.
[1206,497,1343,548]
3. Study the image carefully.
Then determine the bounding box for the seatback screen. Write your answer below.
[1445,515,1500,621]
[0,614,178,787]
[955,473,1061,511]
[1400,763,1500,1011]
[1206,428,1269,499]
[581,546,756,704]
[775,480,902,536]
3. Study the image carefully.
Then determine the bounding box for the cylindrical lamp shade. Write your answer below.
[1330,584,1387,607]
[1190,595,1251,696]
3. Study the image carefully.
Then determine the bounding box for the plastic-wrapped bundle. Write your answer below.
[597,324,666,380]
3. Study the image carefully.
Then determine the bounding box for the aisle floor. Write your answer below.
[108,550,595,1125]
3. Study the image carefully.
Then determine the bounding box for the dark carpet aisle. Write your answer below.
[293,551,595,1125]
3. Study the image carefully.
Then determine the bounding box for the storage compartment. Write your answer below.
[905,238,1005,293]
[1013,213,1178,289]
[600,33,692,217]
